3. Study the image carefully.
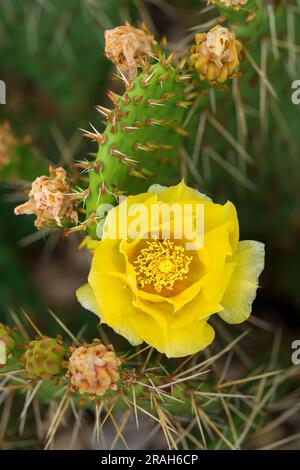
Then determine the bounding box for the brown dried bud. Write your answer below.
[14,166,78,229]
[0,121,19,170]
[190,25,242,83]
[104,22,156,78]
[68,343,121,397]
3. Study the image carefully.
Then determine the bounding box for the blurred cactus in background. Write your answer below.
[1,0,300,451]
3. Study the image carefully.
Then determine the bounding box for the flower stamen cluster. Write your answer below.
[134,239,192,293]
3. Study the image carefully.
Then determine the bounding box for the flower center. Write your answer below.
[134,239,192,293]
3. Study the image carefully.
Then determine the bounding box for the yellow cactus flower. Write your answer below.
[77,181,264,358]
[190,25,242,83]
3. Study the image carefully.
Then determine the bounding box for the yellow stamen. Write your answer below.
[134,240,192,293]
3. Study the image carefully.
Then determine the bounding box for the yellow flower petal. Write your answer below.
[132,297,170,337]
[79,236,101,253]
[219,240,265,324]
[129,312,166,353]
[204,201,239,253]
[153,181,239,253]
[165,321,215,358]
[129,311,215,358]
[89,238,126,277]
[199,224,236,303]
[149,179,212,203]
[86,273,143,346]
[172,293,222,328]
[76,283,100,316]
[130,276,205,312]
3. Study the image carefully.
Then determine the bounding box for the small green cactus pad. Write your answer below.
[0,323,16,354]
[24,336,67,380]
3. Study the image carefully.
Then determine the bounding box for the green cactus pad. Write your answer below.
[24,336,67,380]
[86,58,189,238]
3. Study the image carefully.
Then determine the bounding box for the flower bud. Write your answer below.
[14,166,78,229]
[190,25,242,83]
[67,342,121,397]
[104,22,156,78]
[24,337,66,380]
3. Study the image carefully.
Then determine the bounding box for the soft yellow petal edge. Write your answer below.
[130,311,215,358]
[76,283,143,346]
[148,179,212,202]
[76,283,101,317]
[219,240,265,324]
[165,321,215,358]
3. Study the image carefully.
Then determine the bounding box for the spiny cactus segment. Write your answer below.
[85,58,190,237]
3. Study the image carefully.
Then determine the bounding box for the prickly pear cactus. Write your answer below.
[1,0,300,452]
